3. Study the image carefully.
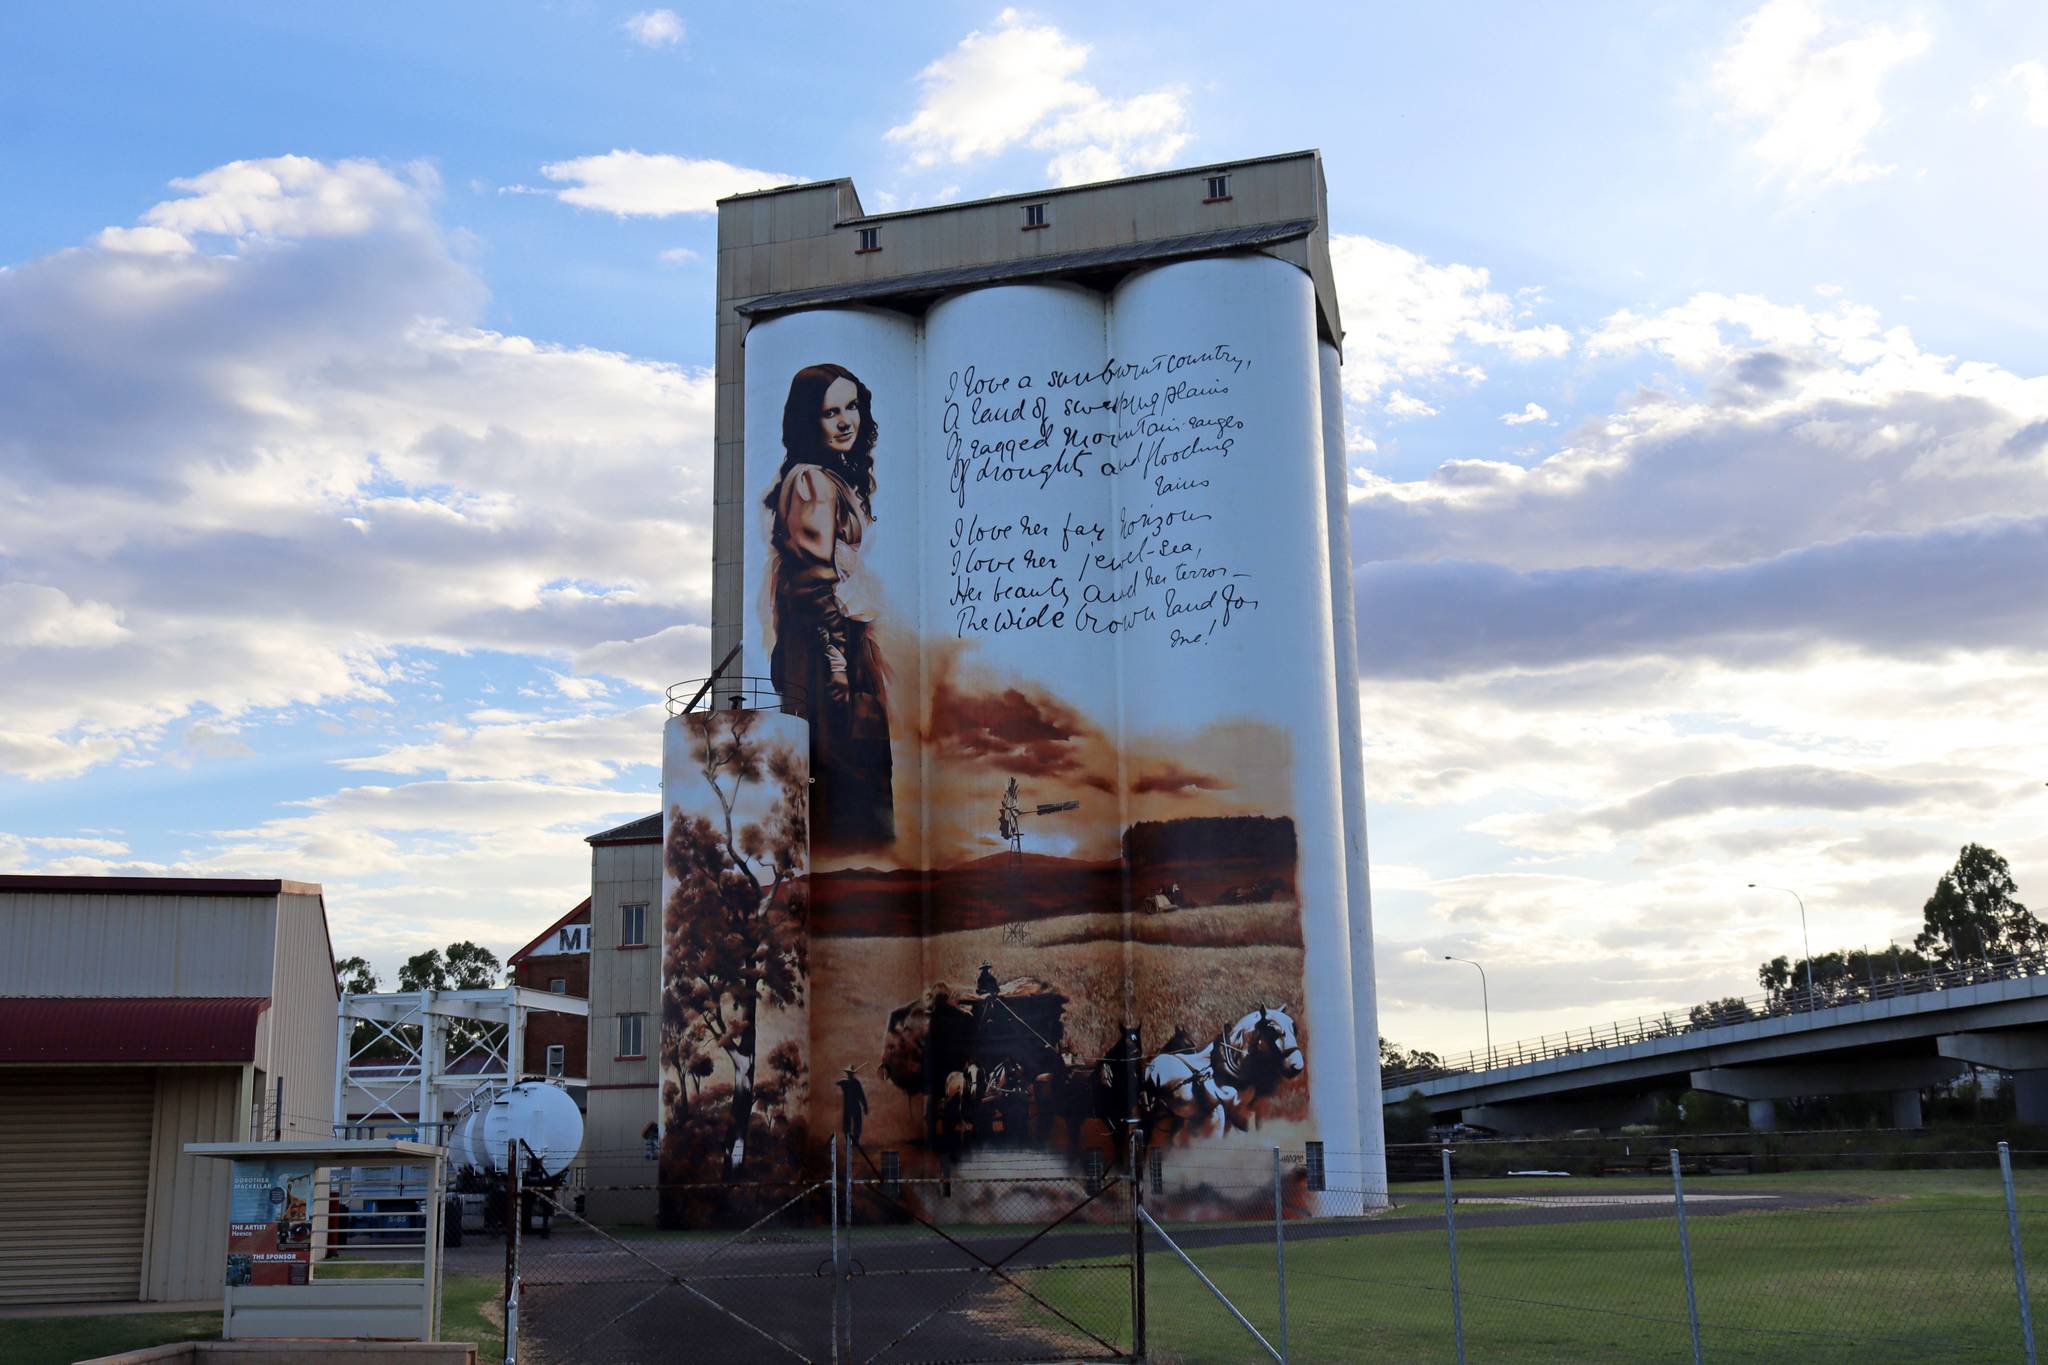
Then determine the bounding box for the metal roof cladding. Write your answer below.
[734,218,1320,320]
[586,813,661,845]
[0,996,269,1062]
[0,874,322,896]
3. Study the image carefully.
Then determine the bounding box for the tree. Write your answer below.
[335,955,386,1057]
[445,941,502,989]
[1915,844,2041,967]
[336,955,380,995]
[1756,943,1934,1007]
[663,709,810,1178]
[1379,1037,1442,1084]
[397,940,503,992]
[395,940,506,1059]
[1688,997,1754,1030]
[398,949,446,993]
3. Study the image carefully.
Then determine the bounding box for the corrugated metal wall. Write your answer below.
[584,839,661,1224]
[0,1069,156,1303]
[0,891,276,997]
[142,1066,244,1301]
[267,893,338,1139]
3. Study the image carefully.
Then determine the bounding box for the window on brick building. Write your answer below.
[549,978,566,994]
[546,1044,565,1076]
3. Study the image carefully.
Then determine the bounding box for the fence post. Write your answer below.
[1670,1149,1702,1365]
[503,1139,520,1364]
[1272,1146,1289,1363]
[830,1135,842,1365]
[1442,1147,1465,1365]
[2001,1141,2037,1365]
[1130,1128,1147,1362]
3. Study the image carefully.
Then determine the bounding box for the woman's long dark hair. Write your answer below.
[765,363,879,518]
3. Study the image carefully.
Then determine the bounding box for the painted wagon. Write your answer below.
[879,976,1070,1153]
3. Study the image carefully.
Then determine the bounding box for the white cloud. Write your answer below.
[0,583,127,647]
[657,246,700,265]
[1500,402,1550,426]
[1357,289,2048,578]
[338,705,659,785]
[197,777,656,971]
[1976,60,2048,127]
[1328,234,1569,404]
[621,9,684,49]
[886,9,1189,185]
[0,156,716,782]
[92,225,194,256]
[1384,391,1439,419]
[1346,275,2048,1043]
[1710,0,1930,190]
[537,151,799,217]
[0,153,716,971]
[142,155,433,239]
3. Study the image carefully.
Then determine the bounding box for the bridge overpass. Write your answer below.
[1383,956,2048,1133]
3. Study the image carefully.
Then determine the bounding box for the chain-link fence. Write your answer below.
[514,1173,837,1363]
[490,1137,2048,1362]
[507,1140,1141,1365]
[840,1145,1139,1364]
[1137,1139,2048,1364]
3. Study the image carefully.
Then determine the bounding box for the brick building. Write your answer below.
[508,898,591,1098]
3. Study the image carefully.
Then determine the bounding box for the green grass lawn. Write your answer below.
[0,1309,220,1365]
[0,1273,503,1365]
[444,1271,505,1363]
[1032,1168,2048,1362]
[1385,1163,2048,1201]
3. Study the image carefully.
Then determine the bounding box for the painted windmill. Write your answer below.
[998,777,1080,866]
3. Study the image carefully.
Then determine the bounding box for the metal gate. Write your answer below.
[840,1149,1142,1365]
[516,1175,838,1364]
[510,1141,1141,1365]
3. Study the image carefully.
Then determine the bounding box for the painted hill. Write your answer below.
[809,814,1297,937]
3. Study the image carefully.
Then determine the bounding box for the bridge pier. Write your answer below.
[2014,1072,2048,1125]
[1691,1057,1962,1130]
[1937,1031,2048,1124]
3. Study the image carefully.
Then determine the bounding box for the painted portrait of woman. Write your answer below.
[761,363,894,851]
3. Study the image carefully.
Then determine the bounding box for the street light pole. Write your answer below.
[1749,884,1815,1001]
[1443,956,1492,1070]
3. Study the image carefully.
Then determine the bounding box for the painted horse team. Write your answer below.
[879,972,1306,1160]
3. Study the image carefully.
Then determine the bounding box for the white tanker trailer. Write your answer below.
[449,1080,584,1180]
[441,1081,585,1244]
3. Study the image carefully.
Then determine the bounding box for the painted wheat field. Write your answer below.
[810,895,1313,1157]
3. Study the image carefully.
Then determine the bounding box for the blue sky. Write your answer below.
[4,2,2047,1055]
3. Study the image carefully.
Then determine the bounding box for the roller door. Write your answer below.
[0,1069,155,1303]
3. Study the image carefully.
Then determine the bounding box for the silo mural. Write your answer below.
[658,707,813,1208]
[664,251,1374,1212]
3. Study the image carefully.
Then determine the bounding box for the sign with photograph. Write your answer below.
[226,1158,316,1287]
